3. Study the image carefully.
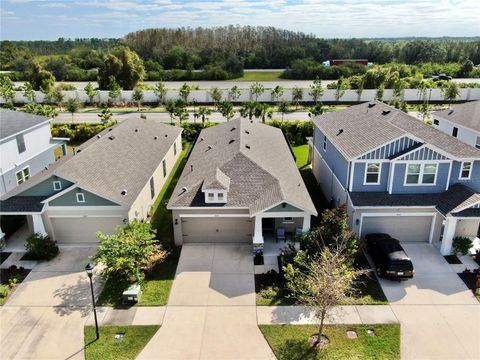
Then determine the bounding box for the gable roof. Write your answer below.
[168,118,317,216]
[314,101,480,160]
[0,109,50,141]
[433,101,480,133]
[1,118,182,207]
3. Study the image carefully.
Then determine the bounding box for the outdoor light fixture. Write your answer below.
[355,219,360,226]
[85,263,99,340]
[175,219,178,225]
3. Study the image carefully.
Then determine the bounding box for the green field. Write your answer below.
[233,71,284,81]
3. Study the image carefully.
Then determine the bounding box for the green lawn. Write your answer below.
[84,325,159,360]
[96,142,191,307]
[232,71,284,81]
[259,324,400,360]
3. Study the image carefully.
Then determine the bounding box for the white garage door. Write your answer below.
[182,217,253,243]
[361,215,433,243]
[51,217,122,243]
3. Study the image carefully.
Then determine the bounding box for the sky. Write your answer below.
[1,0,479,40]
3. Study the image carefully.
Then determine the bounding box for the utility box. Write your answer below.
[122,284,142,304]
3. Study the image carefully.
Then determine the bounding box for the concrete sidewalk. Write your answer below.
[85,306,166,326]
[257,305,399,325]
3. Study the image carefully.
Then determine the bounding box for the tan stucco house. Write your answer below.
[167,118,317,247]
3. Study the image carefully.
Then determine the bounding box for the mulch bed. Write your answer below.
[457,271,480,296]
[444,255,462,264]
[0,266,31,285]
[0,252,12,264]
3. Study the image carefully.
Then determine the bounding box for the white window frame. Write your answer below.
[15,166,30,184]
[217,192,224,201]
[207,193,215,201]
[162,159,167,177]
[53,181,62,191]
[173,142,177,156]
[459,161,472,180]
[404,163,438,186]
[76,193,85,203]
[323,135,327,151]
[363,162,381,185]
[16,134,26,153]
[204,191,227,204]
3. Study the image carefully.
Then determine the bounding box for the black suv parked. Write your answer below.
[365,233,415,279]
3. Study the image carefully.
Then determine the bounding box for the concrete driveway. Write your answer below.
[137,244,275,360]
[0,247,99,360]
[378,244,480,360]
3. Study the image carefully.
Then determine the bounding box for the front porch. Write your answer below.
[440,216,480,255]
[1,213,48,252]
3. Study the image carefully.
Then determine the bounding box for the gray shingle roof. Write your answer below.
[0,196,48,213]
[2,119,182,207]
[433,101,480,133]
[314,101,480,160]
[168,118,317,216]
[350,184,480,217]
[0,109,50,141]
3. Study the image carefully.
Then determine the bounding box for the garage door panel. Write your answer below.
[182,217,252,243]
[51,217,121,243]
[361,216,432,243]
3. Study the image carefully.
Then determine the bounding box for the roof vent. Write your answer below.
[121,189,127,196]
[228,139,235,144]
[76,149,82,153]
[337,129,344,136]
[245,130,250,134]
[109,128,113,131]
[135,128,139,132]
[448,109,454,115]
[140,114,147,119]
[245,144,250,149]
[154,136,158,140]
[165,134,168,137]
[368,103,376,108]
[97,134,102,138]
[382,110,391,115]
[190,165,193,172]
[230,127,236,131]
[200,137,204,141]
[108,135,115,140]
[181,186,188,193]
[207,145,213,150]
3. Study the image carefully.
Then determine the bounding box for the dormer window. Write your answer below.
[208,193,215,201]
[217,193,224,201]
[205,191,227,203]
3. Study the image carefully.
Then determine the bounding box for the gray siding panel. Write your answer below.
[359,136,418,160]
[450,160,480,193]
[313,126,349,187]
[49,188,119,206]
[351,162,389,192]
[391,162,450,194]
[20,177,73,197]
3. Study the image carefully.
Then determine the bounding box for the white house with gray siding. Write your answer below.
[432,100,480,149]
[0,117,182,246]
[311,101,480,255]
[0,109,67,196]
[168,118,317,248]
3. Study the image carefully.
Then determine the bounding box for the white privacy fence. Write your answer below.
[5,87,480,104]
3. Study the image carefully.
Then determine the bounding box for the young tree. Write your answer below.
[84,82,99,104]
[254,102,273,123]
[0,76,15,105]
[270,85,284,103]
[208,87,223,109]
[179,83,191,103]
[308,77,323,104]
[173,99,189,123]
[98,46,145,90]
[95,221,166,284]
[24,103,58,118]
[441,81,460,108]
[30,62,55,92]
[132,87,144,111]
[153,81,167,105]
[23,81,36,103]
[98,105,113,123]
[277,101,291,121]
[107,76,122,103]
[334,77,347,102]
[292,86,303,109]
[197,106,212,123]
[250,82,265,101]
[45,86,65,110]
[284,245,366,347]
[309,103,326,117]
[217,100,234,121]
[165,101,176,123]
[239,101,257,120]
[375,84,385,101]
[355,77,365,102]
[228,85,241,102]
[65,98,81,123]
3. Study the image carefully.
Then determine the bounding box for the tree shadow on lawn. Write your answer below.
[275,338,319,360]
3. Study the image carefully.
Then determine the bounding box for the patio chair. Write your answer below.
[295,227,303,241]
[276,227,286,243]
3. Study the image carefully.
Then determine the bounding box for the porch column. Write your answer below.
[440,216,457,255]
[302,214,311,233]
[62,143,67,156]
[253,215,264,245]
[32,214,47,236]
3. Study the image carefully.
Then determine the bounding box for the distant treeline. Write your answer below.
[1,26,480,83]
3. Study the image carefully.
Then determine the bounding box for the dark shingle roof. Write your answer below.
[433,101,480,133]
[168,118,317,215]
[350,184,480,217]
[314,101,480,160]
[0,109,50,140]
[2,118,183,207]
[0,196,48,213]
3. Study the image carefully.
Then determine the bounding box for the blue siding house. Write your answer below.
[311,101,480,255]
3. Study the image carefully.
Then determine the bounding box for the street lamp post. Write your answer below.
[85,263,99,340]
[193,98,197,123]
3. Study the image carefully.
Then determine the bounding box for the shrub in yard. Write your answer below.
[95,221,167,284]
[8,274,21,287]
[25,233,59,260]
[453,236,473,256]
[0,284,9,298]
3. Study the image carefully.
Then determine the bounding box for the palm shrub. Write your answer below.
[453,236,472,256]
